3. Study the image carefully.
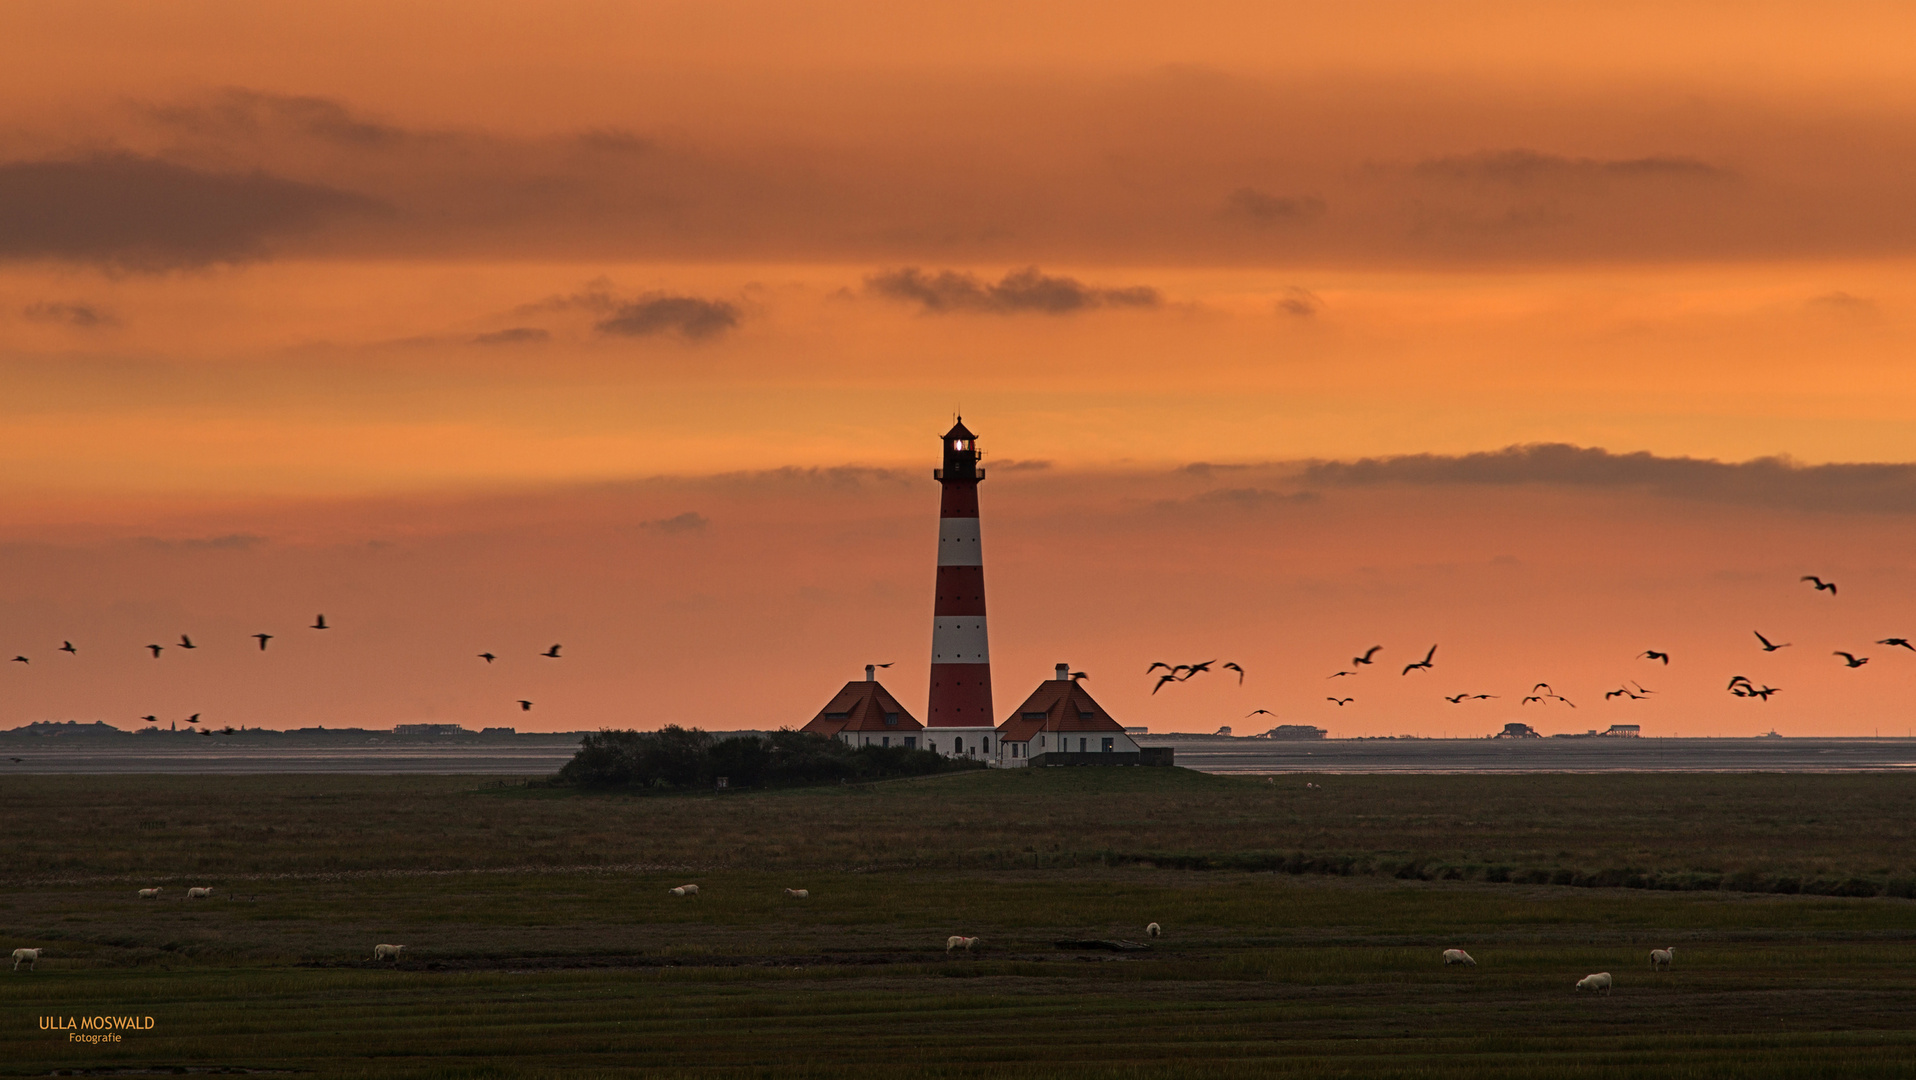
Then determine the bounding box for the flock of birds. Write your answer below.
[6,615,565,731]
[1141,575,1905,722]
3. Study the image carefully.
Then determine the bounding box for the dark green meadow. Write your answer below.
[3,767,1915,1077]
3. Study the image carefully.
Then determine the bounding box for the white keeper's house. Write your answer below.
[799,665,924,749]
[993,664,1139,766]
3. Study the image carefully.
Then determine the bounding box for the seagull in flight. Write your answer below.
[1401,645,1437,675]
[253,633,273,651]
[1749,685,1780,700]
[478,652,496,663]
[9,655,26,664]
[1327,697,1353,706]
[1069,671,1088,681]
[311,614,329,630]
[1152,674,1179,695]
[1223,662,1245,684]
[146,644,163,658]
[1754,631,1790,652]
[1801,575,1837,595]
[1834,651,1869,668]
[1246,709,1274,717]
[1444,693,1470,704]
[1181,660,1216,679]
[1638,650,1670,664]
[1146,662,1175,674]
[179,634,195,649]
[183,713,200,724]
[1328,670,1356,679]
[58,641,76,654]
[873,662,894,668]
[1522,696,1544,705]
[140,715,158,723]
[542,644,563,658]
[518,700,533,711]
[1352,646,1382,666]
[1878,638,1915,651]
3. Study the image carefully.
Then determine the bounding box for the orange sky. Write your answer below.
[4,2,1916,736]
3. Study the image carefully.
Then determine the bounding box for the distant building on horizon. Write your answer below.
[1496,722,1541,739]
[1266,724,1327,740]
[394,723,469,736]
[800,665,922,749]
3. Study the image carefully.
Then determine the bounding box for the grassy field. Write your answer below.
[3,768,1915,1077]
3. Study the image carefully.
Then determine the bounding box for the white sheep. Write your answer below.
[946,935,977,953]
[784,888,809,899]
[12,948,41,971]
[1442,949,1476,967]
[137,887,162,899]
[1146,922,1161,938]
[186,887,213,899]
[670,884,700,897]
[1650,947,1674,970]
[1576,972,1613,994]
[373,944,405,962]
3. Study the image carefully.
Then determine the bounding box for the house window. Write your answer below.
[1079,712,1095,720]
[953,737,963,753]
[1079,738,1087,752]
[882,736,890,747]
[905,737,916,749]
[825,712,849,720]
[1022,712,1046,720]
[982,738,990,753]
[884,713,899,726]
[1102,737,1114,752]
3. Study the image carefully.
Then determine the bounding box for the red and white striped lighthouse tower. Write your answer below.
[925,418,996,758]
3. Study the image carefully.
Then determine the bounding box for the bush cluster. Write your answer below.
[557,725,983,790]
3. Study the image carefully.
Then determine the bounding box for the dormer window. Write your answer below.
[884,713,900,726]
[825,711,849,720]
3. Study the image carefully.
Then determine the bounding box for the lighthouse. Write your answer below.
[925,418,997,759]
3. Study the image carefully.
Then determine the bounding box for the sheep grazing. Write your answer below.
[1576,972,1613,995]
[1650,947,1674,970]
[784,888,809,899]
[670,884,700,897]
[11,948,41,971]
[1442,949,1476,967]
[373,944,405,962]
[946,935,977,953]
[186,887,213,899]
[1146,922,1162,938]
[137,887,162,899]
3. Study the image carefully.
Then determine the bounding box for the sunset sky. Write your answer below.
[6,1,1916,737]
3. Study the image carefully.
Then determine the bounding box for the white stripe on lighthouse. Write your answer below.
[936,517,983,566]
[931,617,991,662]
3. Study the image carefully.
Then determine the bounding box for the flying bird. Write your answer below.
[1327,697,1353,706]
[1522,696,1544,705]
[1638,650,1670,664]
[1471,694,1499,700]
[542,644,563,658]
[1444,693,1469,704]
[145,644,163,658]
[9,655,25,664]
[1328,670,1356,679]
[183,714,199,724]
[518,700,533,711]
[1223,662,1244,684]
[1152,674,1179,695]
[873,662,894,668]
[1401,645,1437,675]
[1754,631,1790,652]
[311,614,329,630]
[1801,575,1837,595]
[140,715,158,723]
[1878,638,1915,651]
[1352,646,1382,666]
[1749,685,1780,700]
[1532,683,1555,694]
[478,652,496,663]
[1834,651,1869,668]
[1146,662,1175,674]
[179,634,196,649]
[253,633,273,650]
[1181,660,1216,679]
[1069,671,1088,681]
[1246,709,1274,717]
[58,641,76,654]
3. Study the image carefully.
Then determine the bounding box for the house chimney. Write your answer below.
[1056,663,1070,682]
[866,664,876,682]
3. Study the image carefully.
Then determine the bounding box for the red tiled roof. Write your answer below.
[996,680,1125,742]
[799,681,923,737]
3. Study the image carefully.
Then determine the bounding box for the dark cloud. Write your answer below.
[1409,150,1729,186]
[22,301,116,328]
[641,511,708,534]
[0,153,382,270]
[1223,188,1326,223]
[1276,286,1323,317]
[470,327,550,345]
[144,89,410,149]
[594,294,741,340]
[1301,443,1916,514]
[865,266,1160,315]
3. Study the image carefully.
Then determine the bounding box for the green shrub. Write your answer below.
[557,725,983,790]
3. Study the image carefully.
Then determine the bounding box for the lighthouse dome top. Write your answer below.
[942,418,978,443]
